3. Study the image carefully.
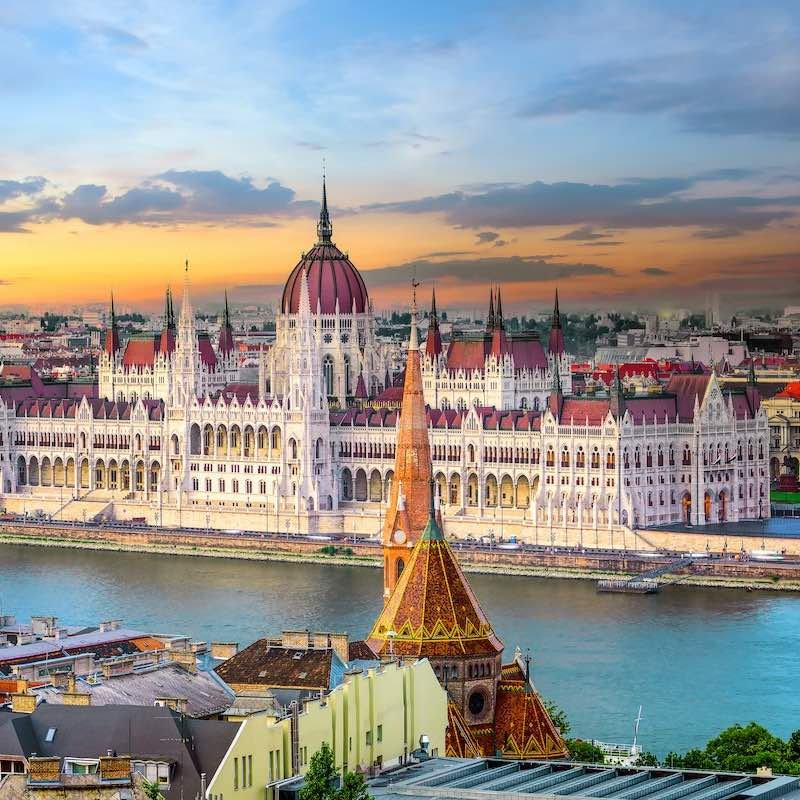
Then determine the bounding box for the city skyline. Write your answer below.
[1,1,799,312]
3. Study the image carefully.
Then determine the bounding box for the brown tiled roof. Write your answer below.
[445,702,482,758]
[367,530,504,659]
[489,660,568,759]
[215,640,333,690]
[347,640,377,661]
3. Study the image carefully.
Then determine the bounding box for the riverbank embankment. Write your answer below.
[3,522,800,592]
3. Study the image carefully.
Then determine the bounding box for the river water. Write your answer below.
[1,543,799,756]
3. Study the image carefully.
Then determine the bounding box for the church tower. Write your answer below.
[380,282,433,597]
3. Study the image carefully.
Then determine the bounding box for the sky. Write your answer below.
[0,0,798,316]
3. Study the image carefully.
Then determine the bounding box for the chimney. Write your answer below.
[62,690,91,706]
[210,642,238,660]
[169,650,197,674]
[67,674,77,694]
[11,692,36,714]
[156,697,188,714]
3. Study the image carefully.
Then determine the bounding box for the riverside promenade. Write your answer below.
[3,517,800,591]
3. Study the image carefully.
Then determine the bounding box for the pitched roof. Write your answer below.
[0,705,239,800]
[367,510,504,659]
[214,640,342,690]
[33,663,234,719]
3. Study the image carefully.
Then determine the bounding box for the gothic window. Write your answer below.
[323,356,334,397]
[344,355,351,395]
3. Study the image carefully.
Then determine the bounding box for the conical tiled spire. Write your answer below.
[368,476,503,658]
[381,280,433,597]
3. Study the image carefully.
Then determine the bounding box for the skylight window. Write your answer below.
[45,727,57,742]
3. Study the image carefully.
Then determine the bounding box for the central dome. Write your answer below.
[282,243,369,315]
[280,179,370,315]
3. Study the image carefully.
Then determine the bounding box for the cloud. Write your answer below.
[641,267,671,276]
[157,170,312,217]
[362,176,800,235]
[362,255,618,288]
[295,141,326,151]
[692,226,743,239]
[475,230,500,244]
[518,50,800,138]
[580,240,623,246]
[0,177,46,203]
[0,211,33,233]
[89,24,148,50]
[414,250,474,259]
[59,183,184,225]
[0,170,320,230]
[549,225,611,241]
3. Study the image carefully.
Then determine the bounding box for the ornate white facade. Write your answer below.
[0,186,770,538]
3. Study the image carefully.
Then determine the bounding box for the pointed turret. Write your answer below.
[103,293,120,356]
[381,280,433,597]
[158,287,176,355]
[548,289,565,355]
[486,288,496,333]
[495,287,504,330]
[368,476,503,658]
[548,358,563,418]
[490,287,509,357]
[218,290,235,355]
[316,173,333,244]
[424,287,443,359]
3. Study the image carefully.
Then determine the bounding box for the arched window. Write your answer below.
[322,355,334,397]
[344,355,351,396]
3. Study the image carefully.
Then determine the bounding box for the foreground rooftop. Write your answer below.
[358,757,800,800]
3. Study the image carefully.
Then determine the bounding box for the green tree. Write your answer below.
[337,771,372,800]
[141,780,165,800]
[567,739,605,764]
[543,698,571,737]
[634,751,660,767]
[300,742,339,800]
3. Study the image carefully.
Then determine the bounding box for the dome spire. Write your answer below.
[317,166,333,244]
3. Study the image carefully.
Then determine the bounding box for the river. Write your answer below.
[1,543,799,756]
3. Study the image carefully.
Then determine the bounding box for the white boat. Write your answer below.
[496,542,522,550]
[591,706,645,767]
[750,549,784,561]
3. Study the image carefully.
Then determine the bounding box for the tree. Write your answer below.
[299,743,373,800]
[141,780,165,800]
[543,698,571,737]
[634,751,659,767]
[337,771,372,800]
[300,742,338,800]
[567,739,605,764]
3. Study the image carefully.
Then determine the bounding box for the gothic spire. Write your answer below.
[552,288,561,328]
[548,287,565,356]
[496,287,504,329]
[104,291,120,356]
[748,358,757,385]
[317,172,333,244]
[430,286,438,324]
[486,287,495,332]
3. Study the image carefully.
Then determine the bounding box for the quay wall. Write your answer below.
[3,522,800,587]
